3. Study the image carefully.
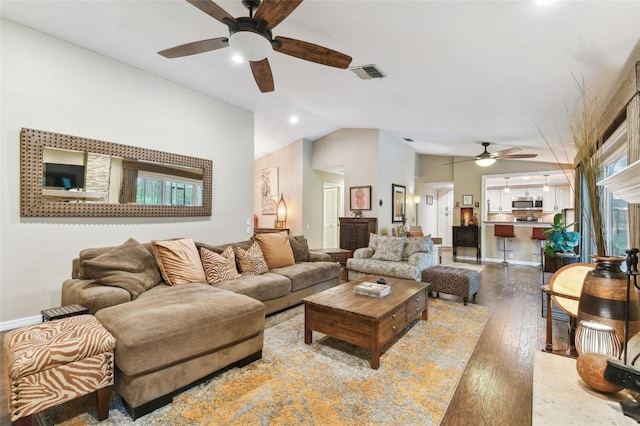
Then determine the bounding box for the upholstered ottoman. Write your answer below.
[422,266,480,305]
[3,315,115,425]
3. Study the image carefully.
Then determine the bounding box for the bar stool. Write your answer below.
[531,227,547,283]
[494,224,515,265]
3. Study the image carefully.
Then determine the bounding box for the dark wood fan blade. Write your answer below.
[186,0,236,25]
[250,58,275,92]
[498,154,538,159]
[274,36,352,68]
[158,37,229,58]
[494,147,521,156]
[254,0,303,30]
[441,158,478,166]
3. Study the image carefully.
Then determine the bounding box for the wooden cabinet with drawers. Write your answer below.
[339,217,377,252]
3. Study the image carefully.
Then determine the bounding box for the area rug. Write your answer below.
[438,260,486,273]
[38,298,491,425]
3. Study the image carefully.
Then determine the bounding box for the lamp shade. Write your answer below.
[276,194,287,227]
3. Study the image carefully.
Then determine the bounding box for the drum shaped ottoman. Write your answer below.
[3,315,115,425]
[422,265,480,305]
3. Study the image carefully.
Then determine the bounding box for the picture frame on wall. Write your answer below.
[349,186,372,210]
[392,184,406,223]
[462,194,473,206]
[426,195,433,205]
[260,167,278,215]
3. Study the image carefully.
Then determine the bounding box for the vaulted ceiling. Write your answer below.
[2,0,639,163]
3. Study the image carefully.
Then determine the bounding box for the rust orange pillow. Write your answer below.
[253,232,295,269]
[151,238,206,285]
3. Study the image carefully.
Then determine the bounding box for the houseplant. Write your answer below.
[543,213,581,272]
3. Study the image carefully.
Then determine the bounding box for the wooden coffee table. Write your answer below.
[302,275,429,369]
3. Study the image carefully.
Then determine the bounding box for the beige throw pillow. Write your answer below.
[253,232,295,269]
[200,246,240,285]
[236,242,269,275]
[82,237,162,299]
[371,236,405,261]
[152,238,206,285]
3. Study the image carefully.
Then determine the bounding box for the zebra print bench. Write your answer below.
[3,315,115,425]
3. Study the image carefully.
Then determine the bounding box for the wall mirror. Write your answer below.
[21,128,212,217]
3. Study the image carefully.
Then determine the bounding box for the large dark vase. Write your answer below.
[577,256,640,349]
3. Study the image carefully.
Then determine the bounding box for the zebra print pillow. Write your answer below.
[201,246,240,284]
[235,242,268,275]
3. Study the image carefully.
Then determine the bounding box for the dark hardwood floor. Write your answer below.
[0,248,571,425]
[441,247,571,426]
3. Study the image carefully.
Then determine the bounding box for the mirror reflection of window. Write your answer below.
[136,172,203,206]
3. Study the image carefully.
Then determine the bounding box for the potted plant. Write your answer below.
[542,213,581,272]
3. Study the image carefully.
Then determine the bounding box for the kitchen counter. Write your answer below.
[483,223,548,265]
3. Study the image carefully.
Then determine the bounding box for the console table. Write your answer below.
[452,226,481,263]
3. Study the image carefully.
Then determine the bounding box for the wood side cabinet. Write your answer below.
[452,226,481,263]
[339,217,377,252]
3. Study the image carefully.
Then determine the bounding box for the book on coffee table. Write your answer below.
[353,282,391,298]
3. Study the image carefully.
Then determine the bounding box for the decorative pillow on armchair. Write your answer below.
[371,236,405,261]
[82,237,162,299]
[402,234,433,260]
[152,238,206,285]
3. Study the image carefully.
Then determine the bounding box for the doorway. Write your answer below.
[323,184,340,248]
[437,189,454,246]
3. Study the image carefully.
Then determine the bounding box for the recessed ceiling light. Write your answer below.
[289,115,299,124]
[231,55,244,64]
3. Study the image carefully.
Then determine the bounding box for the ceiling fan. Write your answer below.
[443,142,538,167]
[158,0,352,93]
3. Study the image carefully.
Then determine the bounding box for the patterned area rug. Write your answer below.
[38,298,491,425]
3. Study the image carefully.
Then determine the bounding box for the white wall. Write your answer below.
[1,20,254,325]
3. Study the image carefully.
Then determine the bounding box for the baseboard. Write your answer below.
[0,314,42,332]
[483,257,539,267]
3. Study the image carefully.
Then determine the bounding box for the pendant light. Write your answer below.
[543,175,550,192]
[504,177,510,194]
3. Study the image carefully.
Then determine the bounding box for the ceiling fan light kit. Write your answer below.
[443,141,538,166]
[159,0,352,93]
[229,31,272,61]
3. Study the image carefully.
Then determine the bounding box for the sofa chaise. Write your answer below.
[61,233,339,418]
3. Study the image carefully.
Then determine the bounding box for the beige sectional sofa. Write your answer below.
[61,234,339,419]
[347,234,438,281]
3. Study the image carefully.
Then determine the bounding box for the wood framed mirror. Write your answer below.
[20,128,213,217]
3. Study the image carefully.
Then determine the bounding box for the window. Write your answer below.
[579,123,628,258]
[136,171,203,206]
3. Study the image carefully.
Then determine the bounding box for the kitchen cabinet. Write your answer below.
[487,188,502,212]
[543,185,574,212]
[500,190,513,212]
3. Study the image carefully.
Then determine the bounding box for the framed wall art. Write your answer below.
[392,184,406,223]
[350,185,372,210]
[462,194,473,206]
[261,166,278,214]
[426,195,433,205]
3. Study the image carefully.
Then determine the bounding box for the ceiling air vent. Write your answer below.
[350,64,385,80]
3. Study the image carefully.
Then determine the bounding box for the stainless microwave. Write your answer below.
[512,196,543,210]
